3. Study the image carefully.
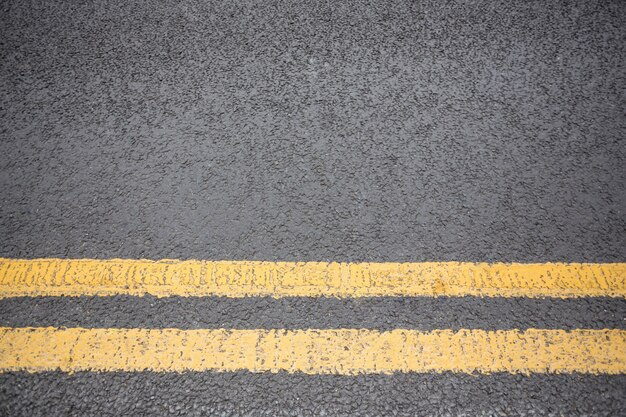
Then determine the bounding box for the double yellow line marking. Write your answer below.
[0,258,625,374]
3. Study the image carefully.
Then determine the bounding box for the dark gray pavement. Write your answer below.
[2,0,625,263]
[1,372,625,417]
[1,0,625,415]
[2,295,625,331]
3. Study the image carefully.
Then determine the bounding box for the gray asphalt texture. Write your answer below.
[2,296,625,331]
[1,0,625,416]
[1,372,625,417]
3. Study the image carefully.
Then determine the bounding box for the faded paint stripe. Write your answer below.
[0,327,624,375]
[0,258,624,298]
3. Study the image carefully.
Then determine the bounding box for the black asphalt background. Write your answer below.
[1,296,625,331]
[1,373,625,417]
[1,0,625,416]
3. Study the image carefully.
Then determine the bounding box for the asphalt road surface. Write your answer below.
[1,0,625,416]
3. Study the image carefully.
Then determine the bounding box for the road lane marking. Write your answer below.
[0,327,624,374]
[0,258,624,298]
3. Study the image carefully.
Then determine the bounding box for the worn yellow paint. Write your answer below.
[0,258,624,298]
[0,327,624,374]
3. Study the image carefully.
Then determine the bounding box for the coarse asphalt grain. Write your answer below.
[1,372,625,417]
[1,295,625,331]
[1,0,625,415]
[1,0,625,263]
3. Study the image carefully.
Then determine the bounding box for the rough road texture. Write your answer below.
[1,0,625,262]
[2,296,625,331]
[1,0,625,415]
[1,373,625,417]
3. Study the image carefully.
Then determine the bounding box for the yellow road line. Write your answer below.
[0,327,624,374]
[0,258,624,298]
[0,258,626,298]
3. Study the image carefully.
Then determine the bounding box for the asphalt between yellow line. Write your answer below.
[0,258,624,298]
[0,327,624,374]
